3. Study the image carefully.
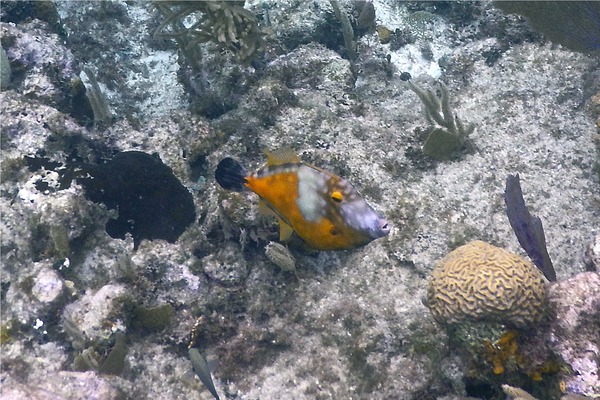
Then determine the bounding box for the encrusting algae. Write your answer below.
[478,329,561,381]
[483,330,521,375]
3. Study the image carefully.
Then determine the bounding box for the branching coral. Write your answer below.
[153,1,267,65]
[408,80,475,159]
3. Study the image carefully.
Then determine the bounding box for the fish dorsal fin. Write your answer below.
[264,147,301,166]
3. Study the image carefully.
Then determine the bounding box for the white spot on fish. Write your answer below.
[297,166,327,222]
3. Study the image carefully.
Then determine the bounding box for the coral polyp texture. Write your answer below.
[426,241,548,328]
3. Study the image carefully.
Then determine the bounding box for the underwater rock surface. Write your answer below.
[1,1,599,399]
[548,272,600,398]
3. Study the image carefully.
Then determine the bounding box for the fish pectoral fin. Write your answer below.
[258,200,277,217]
[257,200,295,242]
[277,218,294,242]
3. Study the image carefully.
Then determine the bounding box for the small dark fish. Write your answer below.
[189,347,220,400]
[504,174,556,281]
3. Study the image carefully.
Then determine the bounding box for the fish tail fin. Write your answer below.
[215,157,248,191]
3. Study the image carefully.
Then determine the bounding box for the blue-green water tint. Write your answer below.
[495,1,600,52]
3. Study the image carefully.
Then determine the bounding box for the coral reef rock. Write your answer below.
[426,240,548,328]
[549,271,600,397]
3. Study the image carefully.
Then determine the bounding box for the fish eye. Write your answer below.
[329,226,339,235]
[331,191,343,202]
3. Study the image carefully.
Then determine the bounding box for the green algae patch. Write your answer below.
[131,304,175,332]
[98,331,127,375]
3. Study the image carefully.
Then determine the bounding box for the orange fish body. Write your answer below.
[215,148,389,250]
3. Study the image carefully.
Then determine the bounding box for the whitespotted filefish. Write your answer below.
[215,148,390,250]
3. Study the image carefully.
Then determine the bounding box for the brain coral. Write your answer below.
[426,240,548,328]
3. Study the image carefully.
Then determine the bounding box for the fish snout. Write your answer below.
[378,218,391,237]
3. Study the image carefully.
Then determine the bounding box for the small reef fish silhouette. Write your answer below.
[504,174,556,282]
[189,347,220,400]
[215,148,390,250]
